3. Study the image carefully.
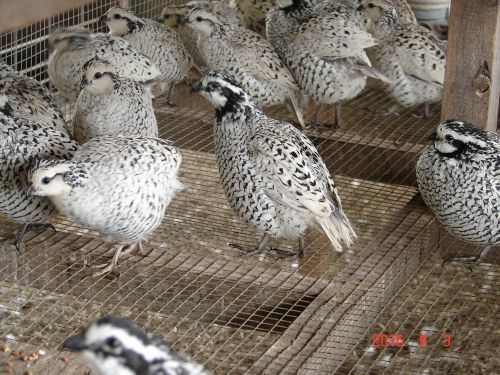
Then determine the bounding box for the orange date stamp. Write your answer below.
[372,333,452,348]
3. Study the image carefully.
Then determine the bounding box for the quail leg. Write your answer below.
[231,234,272,257]
[270,237,305,260]
[91,245,125,277]
[443,245,492,272]
[4,223,56,252]
[334,103,341,128]
[309,104,323,129]
[165,82,177,107]
[424,103,431,118]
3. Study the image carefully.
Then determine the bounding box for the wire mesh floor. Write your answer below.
[1,1,499,374]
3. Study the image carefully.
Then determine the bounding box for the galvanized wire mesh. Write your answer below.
[0,1,498,374]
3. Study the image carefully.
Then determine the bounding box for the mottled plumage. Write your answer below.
[159,1,242,69]
[0,61,68,134]
[63,316,206,375]
[0,94,77,248]
[228,0,279,36]
[28,136,183,274]
[193,71,356,257]
[184,9,306,127]
[267,0,390,126]
[101,7,192,98]
[359,0,445,116]
[73,58,157,144]
[48,27,161,100]
[417,120,500,268]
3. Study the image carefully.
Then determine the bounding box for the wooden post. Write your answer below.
[441,0,500,131]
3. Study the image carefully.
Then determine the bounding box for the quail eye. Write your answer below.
[368,3,375,8]
[196,16,203,22]
[114,14,121,19]
[94,72,102,79]
[41,177,51,185]
[105,337,119,348]
[445,134,454,142]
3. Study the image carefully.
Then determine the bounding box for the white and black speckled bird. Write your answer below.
[193,71,356,257]
[28,135,183,275]
[229,0,279,36]
[0,61,69,135]
[0,94,77,249]
[63,316,206,375]
[416,120,500,270]
[48,27,161,101]
[159,1,242,69]
[267,0,390,127]
[73,57,158,144]
[100,7,193,101]
[183,8,306,128]
[358,0,445,117]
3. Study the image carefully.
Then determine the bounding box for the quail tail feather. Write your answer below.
[353,64,393,84]
[319,210,357,252]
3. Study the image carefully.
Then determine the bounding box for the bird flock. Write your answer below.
[1,0,496,373]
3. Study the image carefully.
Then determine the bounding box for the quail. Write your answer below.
[229,0,280,36]
[0,61,69,135]
[358,0,445,117]
[0,94,77,250]
[63,315,206,375]
[159,1,242,69]
[73,57,158,144]
[416,120,500,270]
[100,7,193,101]
[48,27,161,101]
[267,0,390,127]
[183,9,306,128]
[28,135,183,276]
[193,71,357,258]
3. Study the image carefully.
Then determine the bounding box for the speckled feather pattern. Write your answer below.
[0,62,69,134]
[48,27,160,100]
[73,74,157,144]
[416,121,500,246]
[0,108,77,226]
[39,136,182,245]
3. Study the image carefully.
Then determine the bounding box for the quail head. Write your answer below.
[73,57,158,144]
[100,7,193,101]
[416,120,500,270]
[62,316,206,375]
[229,0,280,36]
[358,0,446,117]
[193,71,357,258]
[183,8,306,127]
[0,94,77,250]
[267,0,390,127]
[28,135,183,276]
[48,27,161,101]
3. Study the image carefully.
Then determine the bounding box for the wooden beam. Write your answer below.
[441,0,500,131]
[0,0,93,33]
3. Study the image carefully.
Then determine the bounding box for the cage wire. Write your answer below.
[0,1,498,374]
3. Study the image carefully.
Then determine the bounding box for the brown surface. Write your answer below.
[441,0,500,130]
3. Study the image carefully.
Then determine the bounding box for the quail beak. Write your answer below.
[180,15,189,25]
[427,131,439,141]
[26,186,35,197]
[62,333,87,352]
[191,81,202,93]
[80,79,89,91]
[99,14,109,23]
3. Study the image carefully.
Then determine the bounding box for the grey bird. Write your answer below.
[28,136,183,276]
[416,120,500,270]
[0,94,77,250]
[100,7,193,101]
[193,71,356,258]
[48,27,161,101]
[159,1,242,69]
[0,61,69,135]
[228,0,280,36]
[183,8,306,128]
[358,0,445,117]
[73,57,158,144]
[267,0,390,127]
[62,315,206,375]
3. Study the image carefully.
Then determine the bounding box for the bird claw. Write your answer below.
[268,248,302,261]
[442,255,483,272]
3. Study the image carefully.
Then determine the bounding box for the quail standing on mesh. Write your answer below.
[28,136,184,276]
[63,316,206,375]
[193,71,356,258]
[73,58,158,144]
[416,120,500,270]
[0,61,69,135]
[267,0,390,128]
[358,0,445,117]
[183,9,306,128]
[159,1,242,69]
[48,27,161,101]
[0,94,77,250]
[100,7,193,101]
